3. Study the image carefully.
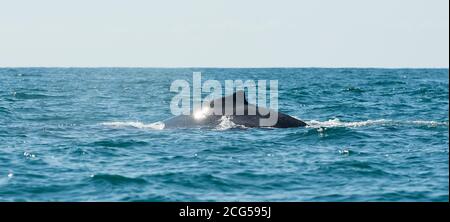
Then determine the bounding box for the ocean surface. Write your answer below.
[0,68,448,202]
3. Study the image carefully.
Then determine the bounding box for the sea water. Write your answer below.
[0,68,448,201]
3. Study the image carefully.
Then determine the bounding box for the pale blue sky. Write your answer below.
[0,0,448,67]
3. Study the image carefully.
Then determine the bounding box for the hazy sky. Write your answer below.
[0,0,448,67]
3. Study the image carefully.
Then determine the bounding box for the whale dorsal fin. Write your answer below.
[209,90,248,112]
[231,90,248,105]
[221,90,248,106]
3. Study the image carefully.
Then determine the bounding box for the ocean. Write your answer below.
[0,68,448,201]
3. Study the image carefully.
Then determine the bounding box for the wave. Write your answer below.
[90,139,149,148]
[101,118,448,131]
[101,117,247,131]
[12,92,55,100]
[0,107,10,114]
[89,174,147,185]
[306,118,449,128]
[100,121,165,130]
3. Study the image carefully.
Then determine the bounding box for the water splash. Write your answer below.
[215,116,247,130]
[215,116,245,130]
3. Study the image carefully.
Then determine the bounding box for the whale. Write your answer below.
[162,90,307,129]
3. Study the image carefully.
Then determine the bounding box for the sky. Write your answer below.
[0,0,448,67]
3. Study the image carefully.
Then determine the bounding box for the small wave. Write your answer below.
[89,174,147,185]
[306,118,448,128]
[306,119,389,128]
[408,120,449,127]
[0,107,10,114]
[91,139,149,148]
[342,87,365,93]
[100,121,165,130]
[12,92,53,100]
[372,80,407,86]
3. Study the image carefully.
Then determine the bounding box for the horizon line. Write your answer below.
[0,66,449,69]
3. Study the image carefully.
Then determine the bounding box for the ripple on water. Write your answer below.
[90,139,149,148]
[318,160,396,178]
[0,107,10,114]
[12,92,56,100]
[89,174,148,185]
[342,87,366,93]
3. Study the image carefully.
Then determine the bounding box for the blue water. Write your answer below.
[0,68,448,201]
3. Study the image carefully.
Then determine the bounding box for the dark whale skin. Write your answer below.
[163,91,307,129]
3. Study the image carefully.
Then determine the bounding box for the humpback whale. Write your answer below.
[162,90,307,129]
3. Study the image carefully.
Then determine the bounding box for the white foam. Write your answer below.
[215,116,245,130]
[306,118,448,129]
[408,120,448,127]
[100,118,447,130]
[306,118,389,128]
[100,121,165,130]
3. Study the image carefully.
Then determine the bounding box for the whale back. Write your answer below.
[163,90,307,128]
